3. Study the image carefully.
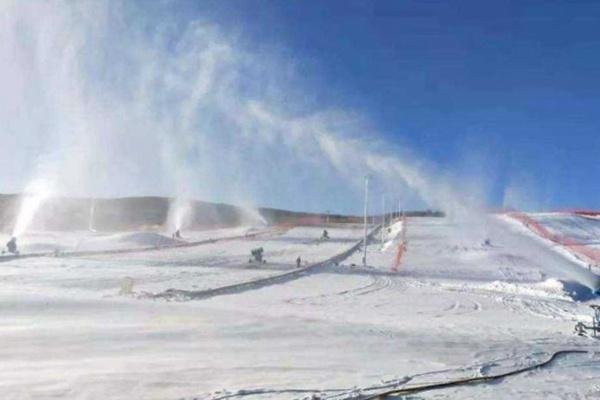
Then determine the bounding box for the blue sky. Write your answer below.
[173,0,600,210]
[3,0,600,213]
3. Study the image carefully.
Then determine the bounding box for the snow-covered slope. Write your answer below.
[530,213,600,245]
[502,212,600,284]
[0,219,598,400]
[0,226,261,255]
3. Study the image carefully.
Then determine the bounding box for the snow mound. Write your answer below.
[75,232,180,251]
[381,220,404,251]
[478,278,569,300]
[115,232,180,247]
[19,242,71,253]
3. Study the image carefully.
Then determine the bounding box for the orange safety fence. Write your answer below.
[391,215,407,272]
[508,212,600,266]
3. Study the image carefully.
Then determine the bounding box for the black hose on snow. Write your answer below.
[360,349,589,399]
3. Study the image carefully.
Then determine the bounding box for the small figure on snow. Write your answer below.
[173,229,182,239]
[321,229,329,240]
[5,237,18,255]
[296,256,302,268]
[249,247,266,264]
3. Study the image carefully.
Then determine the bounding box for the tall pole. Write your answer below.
[381,194,386,247]
[89,198,96,232]
[362,175,369,266]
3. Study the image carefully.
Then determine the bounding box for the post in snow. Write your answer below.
[362,174,370,266]
[381,193,386,248]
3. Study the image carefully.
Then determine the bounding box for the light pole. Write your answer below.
[362,175,370,266]
[381,193,386,248]
[89,198,96,232]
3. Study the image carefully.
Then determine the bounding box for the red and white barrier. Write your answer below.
[391,215,407,272]
[508,212,600,267]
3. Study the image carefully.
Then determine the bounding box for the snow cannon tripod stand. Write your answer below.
[574,305,600,338]
[249,247,266,264]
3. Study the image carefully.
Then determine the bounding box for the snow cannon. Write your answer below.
[249,247,266,264]
[3,237,18,255]
[574,305,600,338]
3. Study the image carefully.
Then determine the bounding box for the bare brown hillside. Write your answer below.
[0,194,443,232]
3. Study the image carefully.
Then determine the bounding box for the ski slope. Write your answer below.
[0,226,261,255]
[0,217,599,399]
[528,213,600,246]
[503,212,600,283]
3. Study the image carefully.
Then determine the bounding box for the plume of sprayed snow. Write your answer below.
[237,205,268,226]
[11,179,53,237]
[0,0,480,223]
[502,174,549,212]
[166,197,193,232]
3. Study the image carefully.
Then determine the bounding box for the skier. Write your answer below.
[296,256,301,268]
[322,229,329,240]
[173,229,182,239]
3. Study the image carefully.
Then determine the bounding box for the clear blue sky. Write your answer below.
[173,0,600,210]
[4,1,600,213]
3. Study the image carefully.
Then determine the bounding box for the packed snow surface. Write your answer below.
[529,213,600,246]
[501,212,600,279]
[0,218,599,399]
[0,226,259,254]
